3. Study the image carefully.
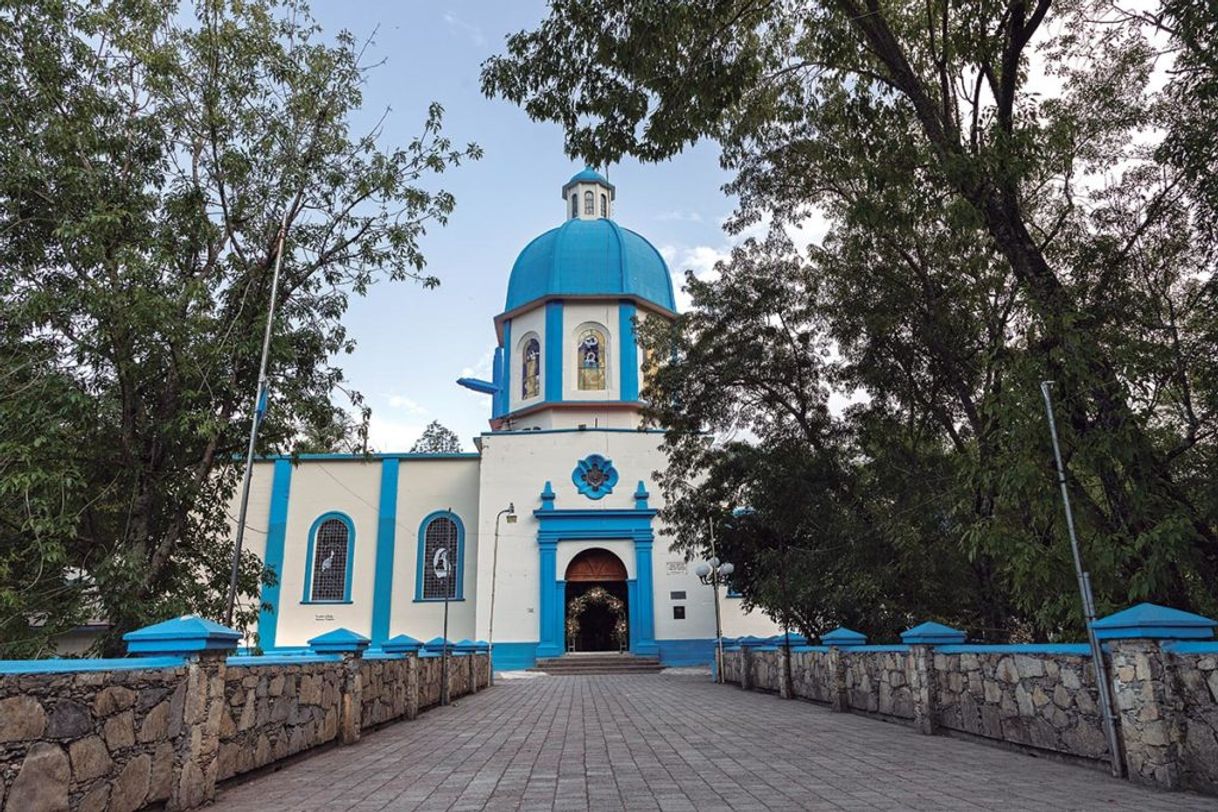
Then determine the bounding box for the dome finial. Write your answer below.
[561,166,616,221]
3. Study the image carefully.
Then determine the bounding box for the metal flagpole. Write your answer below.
[1040,381,1124,777]
[225,205,293,628]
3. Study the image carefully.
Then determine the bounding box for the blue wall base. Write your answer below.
[492,642,539,671]
[656,638,716,666]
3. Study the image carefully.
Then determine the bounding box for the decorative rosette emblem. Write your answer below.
[572,454,619,500]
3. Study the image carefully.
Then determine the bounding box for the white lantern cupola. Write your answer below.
[562,166,615,221]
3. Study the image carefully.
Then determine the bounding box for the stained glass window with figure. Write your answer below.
[577,328,606,390]
[522,337,540,399]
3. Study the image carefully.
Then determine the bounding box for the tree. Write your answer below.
[410,421,463,454]
[484,0,1217,637]
[0,0,480,656]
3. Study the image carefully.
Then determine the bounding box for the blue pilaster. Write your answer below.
[257,458,293,651]
[633,535,658,656]
[627,579,639,650]
[537,540,562,657]
[545,300,564,401]
[370,457,400,645]
[499,319,512,417]
[619,300,639,401]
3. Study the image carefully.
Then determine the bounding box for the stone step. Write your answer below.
[530,654,664,675]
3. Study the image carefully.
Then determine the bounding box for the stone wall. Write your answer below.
[843,649,914,719]
[932,649,1107,760]
[0,664,187,812]
[1173,650,1218,794]
[723,638,1218,798]
[217,661,343,781]
[0,649,491,811]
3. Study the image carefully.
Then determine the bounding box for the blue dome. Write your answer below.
[564,167,613,189]
[505,218,676,312]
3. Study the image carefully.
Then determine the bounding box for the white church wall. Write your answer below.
[271,459,382,647]
[387,457,481,643]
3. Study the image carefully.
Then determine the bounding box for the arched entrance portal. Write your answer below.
[564,549,628,652]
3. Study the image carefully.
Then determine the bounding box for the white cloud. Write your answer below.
[655,209,703,222]
[366,414,430,453]
[442,12,485,47]
[386,394,427,415]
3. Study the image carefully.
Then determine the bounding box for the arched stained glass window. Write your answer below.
[571,194,578,219]
[577,327,607,390]
[584,190,594,214]
[600,193,607,218]
[522,337,540,399]
[306,515,352,602]
[418,513,463,601]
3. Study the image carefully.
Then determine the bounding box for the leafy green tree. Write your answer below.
[410,420,463,454]
[0,0,479,656]
[486,0,1217,637]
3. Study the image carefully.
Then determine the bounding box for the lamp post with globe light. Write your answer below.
[488,503,516,683]
[695,519,734,683]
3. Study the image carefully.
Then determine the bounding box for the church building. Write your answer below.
[237,169,778,669]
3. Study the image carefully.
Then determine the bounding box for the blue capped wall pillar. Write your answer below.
[901,621,966,734]
[1093,603,1218,789]
[123,616,241,808]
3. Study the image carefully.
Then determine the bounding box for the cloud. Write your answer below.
[386,394,428,415]
[443,12,485,47]
[655,209,703,223]
[365,414,431,453]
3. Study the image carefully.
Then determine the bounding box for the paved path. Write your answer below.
[214,673,1214,811]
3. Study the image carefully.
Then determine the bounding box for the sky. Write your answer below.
[308,2,752,452]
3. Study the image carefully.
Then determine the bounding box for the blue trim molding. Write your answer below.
[301,511,356,603]
[545,300,564,401]
[572,454,619,500]
[257,459,293,651]
[414,510,466,602]
[619,301,639,401]
[370,458,400,644]
[490,641,539,670]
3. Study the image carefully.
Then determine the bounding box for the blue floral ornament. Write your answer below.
[572,454,619,500]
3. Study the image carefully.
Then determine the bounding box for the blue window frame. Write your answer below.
[415,511,465,602]
[302,512,355,603]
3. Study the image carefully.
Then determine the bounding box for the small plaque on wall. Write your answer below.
[314,613,335,622]
[666,560,687,575]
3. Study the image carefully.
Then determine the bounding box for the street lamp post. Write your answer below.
[488,503,516,685]
[695,520,734,683]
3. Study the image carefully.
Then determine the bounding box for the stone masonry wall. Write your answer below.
[724,643,1218,798]
[933,651,1107,759]
[843,650,914,719]
[216,662,343,781]
[1174,651,1218,794]
[0,651,491,811]
[0,664,187,812]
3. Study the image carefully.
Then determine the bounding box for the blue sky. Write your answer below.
[310,2,746,451]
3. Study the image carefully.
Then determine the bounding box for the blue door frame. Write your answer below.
[534,495,659,658]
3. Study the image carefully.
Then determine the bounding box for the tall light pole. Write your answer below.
[1041,381,1123,777]
[487,503,516,684]
[225,204,292,628]
[695,518,733,684]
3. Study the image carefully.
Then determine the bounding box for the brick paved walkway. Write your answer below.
[214,673,1214,811]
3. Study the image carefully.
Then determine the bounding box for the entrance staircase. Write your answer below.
[532,652,664,675]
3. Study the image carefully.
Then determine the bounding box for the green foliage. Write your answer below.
[0,0,479,656]
[410,420,463,454]
[487,0,1217,639]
